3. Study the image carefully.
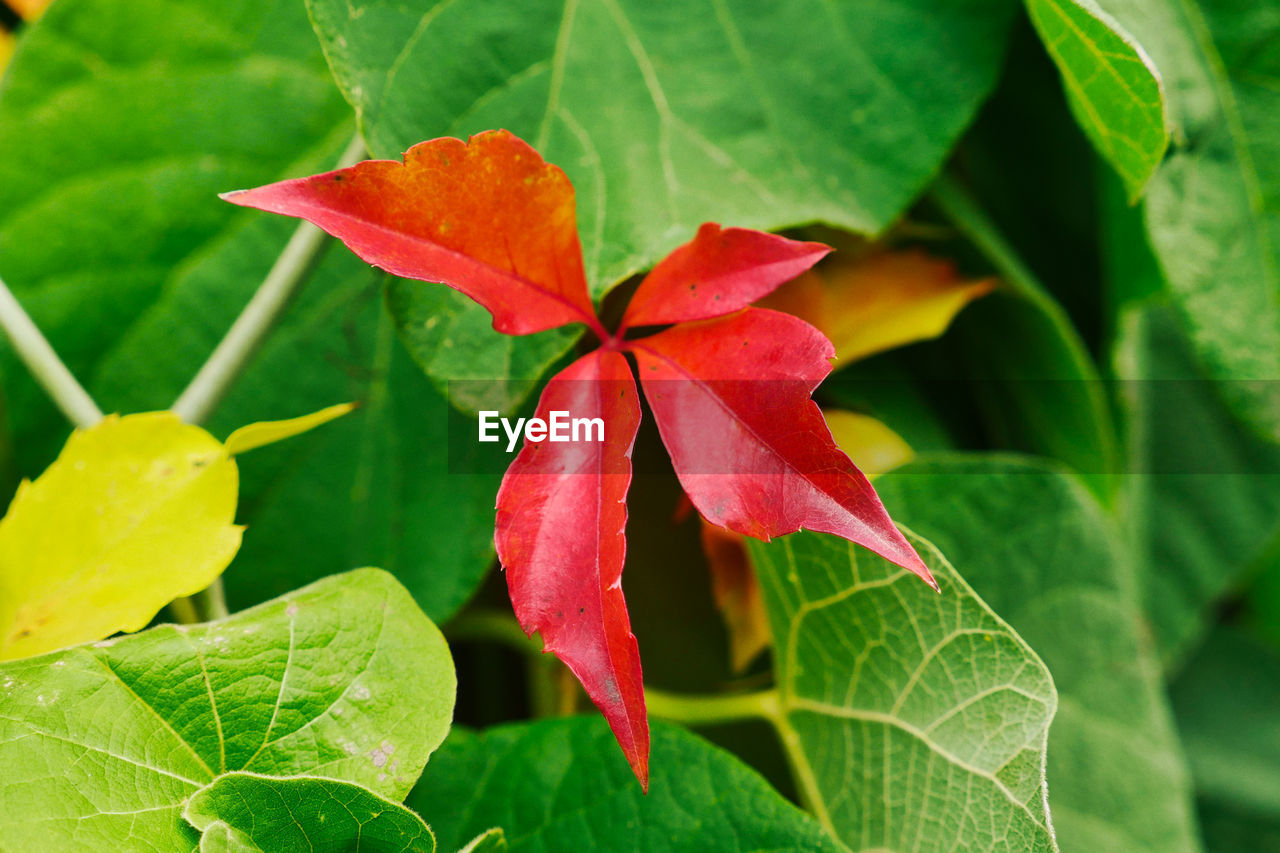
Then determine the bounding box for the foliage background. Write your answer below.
[1,0,1279,850]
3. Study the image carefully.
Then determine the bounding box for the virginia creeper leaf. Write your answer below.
[494,350,648,787]
[631,308,934,588]
[183,773,437,852]
[747,530,1059,850]
[1025,0,1168,199]
[222,130,599,336]
[0,569,455,849]
[0,412,241,661]
[705,409,914,673]
[618,223,830,330]
[757,248,996,363]
[407,719,839,852]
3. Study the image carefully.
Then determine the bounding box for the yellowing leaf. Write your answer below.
[223,401,356,455]
[824,410,915,477]
[0,403,353,660]
[759,248,996,362]
[0,412,241,660]
[9,0,54,21]
[706,410,913,671]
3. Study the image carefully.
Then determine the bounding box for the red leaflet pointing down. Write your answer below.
[223,129,936,790]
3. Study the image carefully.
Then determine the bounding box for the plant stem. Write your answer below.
[168,596,201,625]
[171,132,366,425]
[446,609,540,655]
[645,686,779,726]
[0,274,103,428]
[170,132,365,623]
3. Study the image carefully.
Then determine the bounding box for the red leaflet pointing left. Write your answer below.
[222,130,601,337]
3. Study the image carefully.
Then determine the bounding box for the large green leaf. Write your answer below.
[877,455,1200,853]
[0,0,351,471]
[745,530,1058,851]
[406,717,838,852]
[1025,0,1167,198]
[306,0,1017,295]
[1170,627,1280,853]
[184,773,437,852]
[1098,0,1280,438]
[0,569,455,850]
[90,215,501,622]
[1115,305,1280,665]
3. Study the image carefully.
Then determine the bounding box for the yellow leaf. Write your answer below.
[0,413,241,660]
[9,0,54,21]
[825,410,915,478]
[0,403,351,660]
[759,248,996,363]
[223,402,356,456]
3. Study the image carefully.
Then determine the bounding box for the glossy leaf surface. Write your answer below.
[184,773,436,852]
[0,569,455,849]
[408,718,839,852]
[747,530,1058,850]
[619,223,829,330]
[494,350,647,786]
[307,0,1016,292]
[632,308,933,588]
[223,131,597,335]
[1026,0,1167,199]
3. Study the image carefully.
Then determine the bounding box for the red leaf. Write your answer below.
[494,349,649,787]
[619,223,830,331]
[222,130,602,337]
[628,308,936,589]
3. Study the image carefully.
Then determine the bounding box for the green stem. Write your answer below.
[0,274,103,428]
[168,596,200,625]
[645,686,779,726]
[930,174,1121,489]
[446,610,540,655]
[170,132,365,623]
[172,132,367,425]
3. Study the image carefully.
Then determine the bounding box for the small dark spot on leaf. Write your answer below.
[333,174,344,182]
[579,607,585,614]
[713,294,721,300]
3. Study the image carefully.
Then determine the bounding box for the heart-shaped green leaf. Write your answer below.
[0,569,454,850]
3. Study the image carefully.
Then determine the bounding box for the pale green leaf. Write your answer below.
[306,0,1018,295]
[184,773,436,852]
[745,530,1059,851]
[0,569,455,850]
[1026,0,1167,198]
[1099,0,1280,437]
[877,455,1200,852]
[0,412,241,660]
[407,718,839,852]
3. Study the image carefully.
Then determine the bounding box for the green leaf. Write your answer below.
[90,216,501,623]
[1115,304,1280,665]
[1099,0,1280,438]
[0,569,455,850]
[1025,0,1167,198]
[876,455,1200,853]
[745,530,1059,851]
[184,773,436,852]
[406,718,839,852]
[305,0,1018,295]
[385,279,579,416]
[1170,627,1280,853]
[0,0,351,471]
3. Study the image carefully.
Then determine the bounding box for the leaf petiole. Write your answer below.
[0,273,103,428]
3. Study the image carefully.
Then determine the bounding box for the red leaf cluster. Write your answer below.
[224,130,934,790]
